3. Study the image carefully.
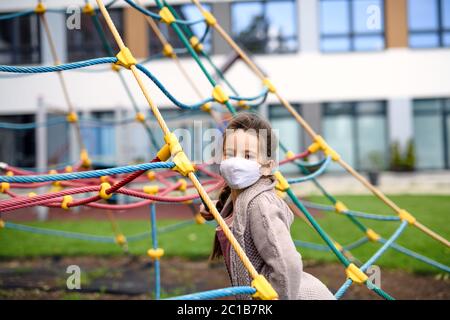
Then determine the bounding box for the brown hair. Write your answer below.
[210,112,276,261]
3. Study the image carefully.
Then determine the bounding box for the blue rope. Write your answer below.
[302,201,401,221]
[381,239,450,273]
[361,221,408,272]
[149,203,161,300]
[287,156,331,184]
[3,219,198,244]
[229,88,269,102]
[0,57,117,74]
[167,286,256,300]
[0,117,67,130]
[136,64,214,110]
[294,237,369,252]
[4,222,116,243]
[335,222,408,299]
[0,10,34,20]
[0,162,175,183]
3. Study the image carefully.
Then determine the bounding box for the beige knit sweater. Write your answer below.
[222,176,336,300]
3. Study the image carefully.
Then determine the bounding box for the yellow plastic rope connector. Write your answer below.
[115,234,127,246]
[99,182,112,200]
[143,185,159,195]
[308,135,340,161]
[82,3,95,16]
[202,10,217,26]
[0,219,4,229]
[80,149,91,168]
[111,63,121,72]
[6,171,13,176]
[194,213,206,224]
[162,43,174,57]
[201,102,212,112]
[251,275,278,300]
[0,182,10,193]
[66,111,78,123]
[28,192,37,197]
[65,166,73,173]
[189,36,204,52]
[115,47,137,69]
[237,100,250,110]
[366,228,381,242]
[147,248,164,260]
[334,201,348,214]
[157,144,171,162]
[398,209,416,225]
[147,171,156,181]
[212,85,229,104]
[178,178,187,192]
[35,2,46,14]
[274,170,289,192]
[345,263,368,284]
[262,78,276,93]
[61,195,73,210]
[163,133,195,176]
[159,7,175,24]
[135,112,146,123]
[285,150,295,159]
[333,241,343,251]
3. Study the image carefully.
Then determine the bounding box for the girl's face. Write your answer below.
[223,129,274,175]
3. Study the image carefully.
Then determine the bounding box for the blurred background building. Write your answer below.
[0,0,449,176]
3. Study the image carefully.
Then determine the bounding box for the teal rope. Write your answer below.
[0,161,175,183]
[0,57,117,73]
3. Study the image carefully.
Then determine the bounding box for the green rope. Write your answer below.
[286,188,350,267]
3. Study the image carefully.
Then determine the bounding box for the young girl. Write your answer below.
[200,112,335,300]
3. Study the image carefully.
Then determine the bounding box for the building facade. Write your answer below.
[0,0,449,172]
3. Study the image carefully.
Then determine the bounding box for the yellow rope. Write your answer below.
[38,8,86,151]
[95,0,261,282]
[136,0,224,125]
[190,0,450,249]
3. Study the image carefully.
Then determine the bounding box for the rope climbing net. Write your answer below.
[0,0,449,300]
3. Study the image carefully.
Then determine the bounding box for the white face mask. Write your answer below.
[219,157,262,190]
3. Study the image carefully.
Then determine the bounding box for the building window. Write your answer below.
[408,0,450,48]
[0,14,41,64]
[0,114,36,167]
[81,111,116,164]
[269,104,303,173]
[323,101,387,171]
[320,0,385,52]
[66,9,123,62]
[413,98,450,169]
[231,0,298,54]
[148,4,212,56]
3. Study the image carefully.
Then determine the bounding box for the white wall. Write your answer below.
[1,48,449,113]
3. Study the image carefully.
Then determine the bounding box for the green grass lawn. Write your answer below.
[0,195,449,274]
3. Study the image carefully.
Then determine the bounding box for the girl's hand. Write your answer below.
[199,203,215,221]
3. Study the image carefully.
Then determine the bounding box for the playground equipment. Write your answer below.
[0,0,449,300]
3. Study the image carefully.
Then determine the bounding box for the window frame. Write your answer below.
[147,3,213,57]
[230,0,299,55]
[408,0,450,49]
[0,13,41,65]
[413,98,450,169]
[66,8,124,62]
[320,0,386,53]
[322,100,388,170]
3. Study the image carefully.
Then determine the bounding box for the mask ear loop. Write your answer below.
[259,160,275,176]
